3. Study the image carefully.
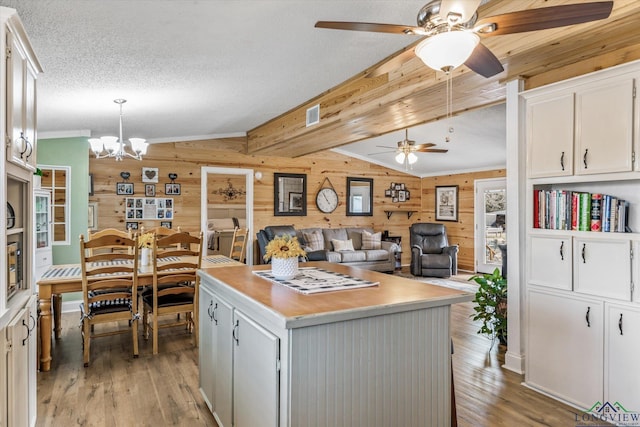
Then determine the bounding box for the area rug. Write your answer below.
[395,271,479,294]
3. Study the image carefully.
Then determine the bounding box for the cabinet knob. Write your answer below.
[618,313,623,335]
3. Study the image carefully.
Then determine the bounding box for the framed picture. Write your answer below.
[435,185,459,221]
[89,174,94,196]
[125,221,139,231]
[88,202,98,230]
[117,182,134,195]
[142,167,159,183]
[160,221,172,229]
[384,189,392,197]
[289,192,303,211]
[165,183,181,195]
[145,184,156,197]
[398,190,406,202]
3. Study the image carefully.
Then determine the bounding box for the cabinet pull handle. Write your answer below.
[582,243,586,263]
[29,314,36,334]
[21,318,30,346]
[559,241,564,260]
[232,320,239,345]
[207,300,214,322]
[560,151,565,171]
[212,303,218,325]
[619,313,623,335]
[17,132,28,159]
[585,306,591,328]
[583,148,588,169]
[24,139,33,162]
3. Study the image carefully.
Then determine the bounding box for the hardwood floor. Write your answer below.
[37,288,581,427]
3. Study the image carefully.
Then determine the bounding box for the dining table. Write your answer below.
[36,254,243,371]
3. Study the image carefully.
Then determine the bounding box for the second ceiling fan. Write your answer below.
[371,129,448,170]
[315,0,614,78]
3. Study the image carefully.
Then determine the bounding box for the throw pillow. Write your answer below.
[302,230,324,251]
[331,239,355,252]
[361,230,382,250]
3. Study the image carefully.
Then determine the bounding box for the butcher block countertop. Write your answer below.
[199,261,473,329]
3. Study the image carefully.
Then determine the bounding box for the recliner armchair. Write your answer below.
[410,223,459,278]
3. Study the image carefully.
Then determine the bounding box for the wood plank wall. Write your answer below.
[89,140,423,265]
[420,169,506,272]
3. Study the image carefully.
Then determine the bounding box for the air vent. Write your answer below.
[306,104,320,127]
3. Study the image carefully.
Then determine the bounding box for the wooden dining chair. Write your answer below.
[79,232,139,367]
[229,227,249,263]
[142,231,203,354]
[86,228,134,255]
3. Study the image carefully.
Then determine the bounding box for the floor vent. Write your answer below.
[306,104,320,127]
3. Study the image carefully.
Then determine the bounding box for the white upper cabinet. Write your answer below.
[575,78,635,175]
[527,93,574,178]
[529,235,572,290]
[5,19,41,172]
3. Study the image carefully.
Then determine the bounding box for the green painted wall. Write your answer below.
[37,137,89,265]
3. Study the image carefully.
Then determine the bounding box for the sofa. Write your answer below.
[257,225,397,272]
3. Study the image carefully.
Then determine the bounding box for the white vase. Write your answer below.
[141,247,151,266]
[271,257,298,280]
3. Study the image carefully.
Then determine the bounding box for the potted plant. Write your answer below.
[468,267,507,349]
[263,234,306,280]
[33,167,43,188]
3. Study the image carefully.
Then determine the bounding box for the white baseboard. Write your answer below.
[503,350,525,374]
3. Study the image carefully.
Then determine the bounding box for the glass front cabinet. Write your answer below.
[33,188,52,282]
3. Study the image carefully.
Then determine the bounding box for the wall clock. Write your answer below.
[316,178,338,213]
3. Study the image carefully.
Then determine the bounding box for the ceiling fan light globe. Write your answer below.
[395,152,406,164]
[415,31,479,72]
[407,152,418,164]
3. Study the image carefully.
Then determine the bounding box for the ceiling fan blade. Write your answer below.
[367,48,416,78]
[315,21,425,35]
[476,2,613,36]
[368,150,396,156]
[375,145,400,149]
[440,0,482,24]
[416,148,449,153]
[464,42,504,78]
[413,143,436,150]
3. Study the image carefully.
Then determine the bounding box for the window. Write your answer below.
[39,165,70,244]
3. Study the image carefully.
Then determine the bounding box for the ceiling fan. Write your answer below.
[370,129,448,169]
[315,0,614,78]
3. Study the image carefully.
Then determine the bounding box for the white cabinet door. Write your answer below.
[527,289,603,409]
[529,235,572,290]
[199,285,215,411]
[575,78,634,175]
[233,310,279,427]
[6,29,27,168]
[213,296,233,427]
[605,303,640,411]
[24,64,37,170]
[574,238,631,301]
[6,306,31,427]
[527,93,574,178]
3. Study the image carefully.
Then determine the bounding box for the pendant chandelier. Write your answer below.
[88,99,148,161]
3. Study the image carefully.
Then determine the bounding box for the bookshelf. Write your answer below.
[523,60,640,411]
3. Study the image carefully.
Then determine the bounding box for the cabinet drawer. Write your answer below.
[574,238,631,300]
[34,249,52,266]
[529,235,572,290]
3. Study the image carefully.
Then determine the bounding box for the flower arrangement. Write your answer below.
[263,234,306,261]
[138,232,154,249]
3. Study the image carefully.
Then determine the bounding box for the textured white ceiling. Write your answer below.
[1,0,505,174]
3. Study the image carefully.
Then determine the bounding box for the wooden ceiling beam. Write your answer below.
[247,0,640,158]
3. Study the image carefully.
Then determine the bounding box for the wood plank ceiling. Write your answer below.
[246,0,640,158]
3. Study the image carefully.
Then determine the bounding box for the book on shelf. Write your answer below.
[590,193,602,232]
[533,189,630,233]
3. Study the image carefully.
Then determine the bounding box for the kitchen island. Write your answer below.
[198,261,472,427]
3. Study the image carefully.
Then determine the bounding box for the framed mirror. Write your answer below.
[274,173,307,216]
[346,177,373,216]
